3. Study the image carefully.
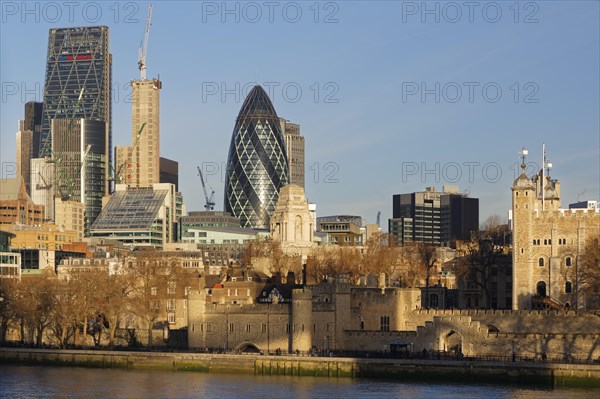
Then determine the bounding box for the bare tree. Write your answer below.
[362,233,399,283]
[454,237,504,309]
[578,235,600,309]
[0,278,18,344]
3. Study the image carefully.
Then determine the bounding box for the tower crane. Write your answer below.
[138,4,153,80]
[110,122,146,189]
[197,166,215,211]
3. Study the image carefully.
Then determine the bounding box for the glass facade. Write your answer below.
[40,26,111,192]
[224,85,290,229]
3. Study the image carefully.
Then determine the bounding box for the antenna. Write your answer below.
[138,4,153,80]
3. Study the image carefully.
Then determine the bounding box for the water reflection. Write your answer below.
[0,366,597,399]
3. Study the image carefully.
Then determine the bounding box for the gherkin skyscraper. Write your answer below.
[225,85,290,229]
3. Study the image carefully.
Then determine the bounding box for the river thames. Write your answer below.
[0,365,598,398]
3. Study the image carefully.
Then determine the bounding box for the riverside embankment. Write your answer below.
[1,348,598,389]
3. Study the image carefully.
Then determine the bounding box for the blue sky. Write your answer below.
[1,1,599,227]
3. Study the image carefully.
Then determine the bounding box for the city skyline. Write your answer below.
[1,2,598,228]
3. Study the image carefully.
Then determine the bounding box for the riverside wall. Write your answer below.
[1,348,598,389]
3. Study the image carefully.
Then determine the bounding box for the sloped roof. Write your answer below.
[91,188,169,231]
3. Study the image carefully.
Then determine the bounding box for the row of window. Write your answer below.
[538,257,572,267]
[533,238,573,246]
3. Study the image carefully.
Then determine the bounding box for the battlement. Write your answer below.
[413,308,581,317]
[533,208,600,219]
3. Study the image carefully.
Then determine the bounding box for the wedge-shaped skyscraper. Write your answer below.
[224,85,290,229]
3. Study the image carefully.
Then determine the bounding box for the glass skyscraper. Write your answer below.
[224,85,290,229]
[39,26,111,196]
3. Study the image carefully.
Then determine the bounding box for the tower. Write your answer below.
[280,118,305,189]
[224,85,290,229]
[38,26,112,223]
[511,148,536,310]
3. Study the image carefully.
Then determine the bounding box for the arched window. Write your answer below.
[565,257,572,267]
[544,239,547,245]
[565,281,573,294]
[538,258,544,267]
[533,239,536,245]
[537,239,540,245]
[536,281,547,297]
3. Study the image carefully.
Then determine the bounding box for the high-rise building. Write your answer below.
[224,85,290,229]
[280,118,305,188]
[115,78,162,187]
[51,118,107,235]
[39,26,112,196]
[388,186,478,246]
[16,121,33,196]
[159,157,178,191]
[16,102,43,196]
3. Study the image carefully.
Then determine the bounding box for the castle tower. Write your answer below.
[291,287,313,352]
[511,147,599,310]
[511,166,536,310]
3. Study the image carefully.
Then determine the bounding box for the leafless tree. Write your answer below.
[578,235,600,309]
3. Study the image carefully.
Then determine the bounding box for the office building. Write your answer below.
[90,183,180,248]
[224,85,290,229]
[51,118,107,234]
[159,157,178,191]
[39,26,112,200]
[280,119,305,188]
[388,186,479,246]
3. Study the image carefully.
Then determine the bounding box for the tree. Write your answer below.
[17,274,57,346]
[578,235,600,309]
[126,253,184,347]
[362,233,399,280]
[0,278,18,344]
[454,237,504,309]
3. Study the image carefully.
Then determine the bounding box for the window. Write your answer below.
[538,258,544,267]
[168,313,175,324]
[229,323,234,332]
[565,257,572,267]
[430,294,439,308]
[262,323,267,333]
[151,287,157,296]
[246,324,251,332]
[167,299,176,311]
[565,281,573,294]
[380,315,390,331]
[167,282,176,294]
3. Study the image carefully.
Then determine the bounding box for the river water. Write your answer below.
[0,365,597,398]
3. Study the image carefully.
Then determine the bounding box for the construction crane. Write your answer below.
[110,122,146,189]
[197,166,215,211]
[138,4,153,80]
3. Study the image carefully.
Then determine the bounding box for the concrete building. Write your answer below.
[29,158,55,221]
[115,78,162,187]
[389,186,479,247]
[16,121,33,196]
[0,231,21,280]
[180,211,240,238]
[0,177,45,226]
[280,119,305,189]
[511,151,600,310]
[54,198,85,241]
[270,184,315,259]
[317,215,363,246]
[90,183,181,248]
